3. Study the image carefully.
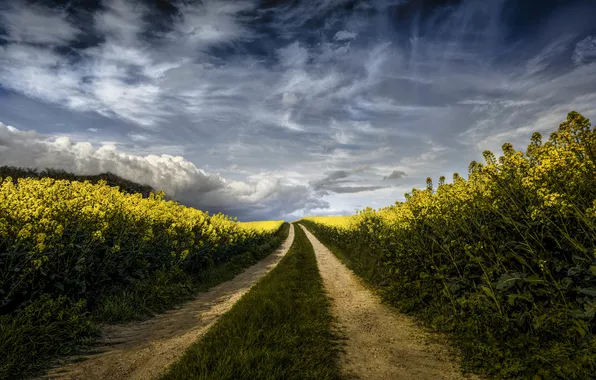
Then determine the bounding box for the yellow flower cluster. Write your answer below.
[309,112,596,242]
[1,177,282,309]
[302,112,596,378]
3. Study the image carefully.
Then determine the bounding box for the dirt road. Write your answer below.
[299,224,477,380]
[42,224,295,380]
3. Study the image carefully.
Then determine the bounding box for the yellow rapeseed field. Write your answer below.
[238,220,285,233]
[0,177,282,313]
[302,216,355,229]
[302,111,596,379]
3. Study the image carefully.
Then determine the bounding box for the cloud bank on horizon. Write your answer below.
[1,0,595,220]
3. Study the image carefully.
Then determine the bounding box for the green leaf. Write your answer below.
[574,320,589,338]
[496,273,521,291]
[569,309,585,319]
[572,255,591,263]
[584,300,596,319]
[579,287,596,297]
[560,277,573,290]
[525,274,543,284]
[514,255,529,267]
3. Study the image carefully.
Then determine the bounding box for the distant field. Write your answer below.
[301,216,354,229]
[238,220,285,233]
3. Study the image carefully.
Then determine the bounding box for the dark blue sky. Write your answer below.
[1,0,596,220]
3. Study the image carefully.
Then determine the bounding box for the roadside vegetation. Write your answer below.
[0,168,288,379]
[160,224,339,380]
[0,166,156,198]
[302,112,596,379]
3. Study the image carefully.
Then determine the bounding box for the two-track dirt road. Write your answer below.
[43,225,295,380]
[43,223,477,380]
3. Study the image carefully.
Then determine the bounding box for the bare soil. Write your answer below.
[299,224,479,380]
[41,224,295,380]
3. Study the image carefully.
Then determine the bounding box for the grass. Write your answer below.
[0,296,97,379]
[300,222,352,267]
[160,224,340,380]
[0,223,290,380]
[94,222,291,323]
[301,218,596,379]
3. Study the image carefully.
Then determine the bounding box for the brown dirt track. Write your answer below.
[41,225,295,380]
[300,224,478,380]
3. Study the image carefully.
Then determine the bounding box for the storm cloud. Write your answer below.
[311,170,385,194]
[0,122,328,220]
[384,170,406,180]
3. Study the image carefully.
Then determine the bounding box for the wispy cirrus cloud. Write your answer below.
[0,1,80,45]
[573,36,596,65]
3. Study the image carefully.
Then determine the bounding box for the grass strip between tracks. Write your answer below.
[160,224,339,380]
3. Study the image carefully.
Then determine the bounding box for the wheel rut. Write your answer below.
[299,224,478,380]
[42,225,295,380]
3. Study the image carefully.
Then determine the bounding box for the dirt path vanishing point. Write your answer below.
[42,224,295,380]
[299,224,479,380]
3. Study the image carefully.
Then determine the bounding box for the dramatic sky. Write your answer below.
[1,0,596,220]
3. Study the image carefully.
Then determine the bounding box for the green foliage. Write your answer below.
[95,223,290,323]
[0,167,289,380]
[0,166,155,198]
[303,112,596,379]
[94,267,196,323]
[0,295,97,379]
[161,224,339,380]
[0,175,275,314]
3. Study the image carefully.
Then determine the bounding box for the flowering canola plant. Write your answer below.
[0,178,281,313]
[302,112,596,379]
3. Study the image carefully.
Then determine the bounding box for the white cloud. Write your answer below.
[281,92,300,107]
[0,123,328,220]
[572,36,596,65]
[94,0,147,43]
[0,2,80,45]
[169,0,255,48]
[278,42,310,68]
[278,69,342,100]
[0,0,256,129]
[334,30,357,41]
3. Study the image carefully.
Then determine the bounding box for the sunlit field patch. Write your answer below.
[302,216,355,229]
[238,220,285,233]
